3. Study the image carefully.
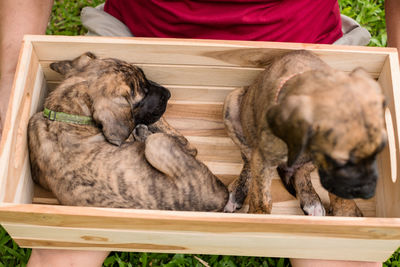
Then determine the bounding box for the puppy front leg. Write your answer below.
[291,162,325,216]
[248,150,274,214]
[148,117,197,156]
[328,193,363,217]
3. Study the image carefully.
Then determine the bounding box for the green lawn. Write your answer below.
[2,0,398,266]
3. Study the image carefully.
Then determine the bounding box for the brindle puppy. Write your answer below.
[223,50,386,216]
[28,52,228,211]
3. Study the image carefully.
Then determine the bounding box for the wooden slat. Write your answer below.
[3,223,397,262]
[32,174,376,217]
[0,204,398,238]
[29,35,389,75]
[187,136,242,163]
[41,61,263,87]
[47,82,237,103]
[376,53,400,217]
[166,85,235,103]
[164,102,227,136]
[0,40,39,204]
[41,60,380,88]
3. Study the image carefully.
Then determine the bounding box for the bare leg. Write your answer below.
[27,249,109,267]
[328,193,363,217]
[0,0,53,136]
[290,258,380,267]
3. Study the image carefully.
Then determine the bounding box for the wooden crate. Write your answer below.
[1,35,400,262]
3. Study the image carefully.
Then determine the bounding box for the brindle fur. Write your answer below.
[28,52,228,211]
[223,50,386,216]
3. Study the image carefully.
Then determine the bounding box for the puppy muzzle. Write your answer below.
[135,83,171,125]
[318,163,378,199]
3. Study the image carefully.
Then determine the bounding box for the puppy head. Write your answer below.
[267,68,386,199]
[50,52,171,146]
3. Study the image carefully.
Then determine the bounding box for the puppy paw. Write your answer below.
[133,124,152,142]
[302,201,326,216]
[223,192,242,212]
[171,136,197,157]
[328,195,363,217]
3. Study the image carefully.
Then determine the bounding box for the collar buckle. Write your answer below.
[48,110,57,121]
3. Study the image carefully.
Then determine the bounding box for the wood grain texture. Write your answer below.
[47,83,237,103]
[3,223,397,262]
[0,35,399,260]
[0,40,37,204]
[376,54,400,217]
[29,35,390,73]
[41,61,264,86]
[0,204,398,238]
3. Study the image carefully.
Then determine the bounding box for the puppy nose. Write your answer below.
[351,184,376,199]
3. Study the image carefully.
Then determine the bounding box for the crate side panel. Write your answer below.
[4,223,398,262]
[377,55,400,216]
[3,53,45,204]
[41,61,380,87]
[0,41,33,202]
[32,37,387,75]
[376,54,400,217]
[47,83,238,104]
[0,205,397,239]
[42,62,264,86]
[0,41,43,204]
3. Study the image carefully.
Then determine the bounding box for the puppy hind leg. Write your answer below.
[148,117,197,157]
[144,133,193,178]
[223,88,253,212]
[224,157,251,212]
[223,87,251,159]
[328,193,363,217]
[144,133,228,211]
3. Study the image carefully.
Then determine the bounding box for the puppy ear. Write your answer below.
[267,95,313,167]
[92,96,134,146]
[50,52,96,75]
[350,67,371,78]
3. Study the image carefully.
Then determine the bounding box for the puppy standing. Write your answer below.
[28,52,228,211]
[223,50,386,215]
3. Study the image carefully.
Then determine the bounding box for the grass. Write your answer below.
[0,226,31,267]
[339,0,386,47]
[1,0,396,266]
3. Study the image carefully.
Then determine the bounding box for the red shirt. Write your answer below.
[104,0,342,44]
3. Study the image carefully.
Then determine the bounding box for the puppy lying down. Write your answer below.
[28,52,228,211]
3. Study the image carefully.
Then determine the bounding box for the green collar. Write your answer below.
[43,108,95,125]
